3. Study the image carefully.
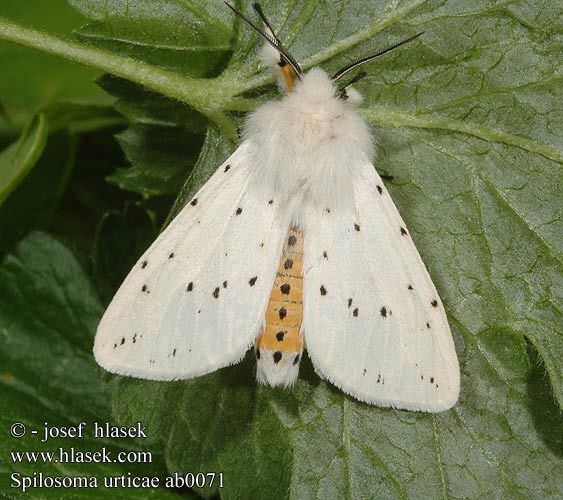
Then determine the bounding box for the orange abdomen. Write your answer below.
[255,227,303,385]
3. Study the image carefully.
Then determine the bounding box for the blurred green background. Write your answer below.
[0,0,105,122]
[0,0,148,258]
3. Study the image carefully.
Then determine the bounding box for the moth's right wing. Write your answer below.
[302,162,459,412]
[94,142,288,380]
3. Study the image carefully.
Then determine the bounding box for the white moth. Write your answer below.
[94,3,460,412]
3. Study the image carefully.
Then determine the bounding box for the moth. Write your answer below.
[94,3,460,412]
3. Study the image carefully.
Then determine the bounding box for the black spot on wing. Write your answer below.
[431,299,438,307]
[323,251,328,259]
[400,227,408,236]
[141,260,148,269]
[223,281,228,288]
[212,287,220,299]
[190,198,198,206]
[284,259,293,269]
[288,235,297,246]
[320,285,327,296]
[408,284,413,290]
[224,164,231,172]
[354,223,360,231]
[380,306,387,318]
[376,185,383,195]
[186,282,194,292]
[236,207,242,215]
[268,199,273,205]
[273,351,282,363]
[293,354,300,365]
[142,285,149,293]
[279,307,287,320]
[168,253,175,259]
[249,276,258,286]
[353,308,359,317]
[280,283,290,295]
[348,298,353,308]
[276,331,285,341]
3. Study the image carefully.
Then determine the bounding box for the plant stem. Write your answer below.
[0,17,233,127]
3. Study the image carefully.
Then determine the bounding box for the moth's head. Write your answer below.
[289,68,363,112]
[226,2,422,99]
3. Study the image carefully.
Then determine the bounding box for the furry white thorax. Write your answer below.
[243,68,375,212]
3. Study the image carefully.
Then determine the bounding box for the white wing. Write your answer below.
[302,162,459,412]
[94,142,288,380]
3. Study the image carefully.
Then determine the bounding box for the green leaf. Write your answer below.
[0,232,183,497]
[69,0,232,75]
[1,0,561,498]
[96,75,207,130]
[107,124,201,198]
[0,113,48,205]
[95,75,207,198]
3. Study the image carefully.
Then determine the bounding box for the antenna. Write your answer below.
[225,2,303,78]
[332,32,424,82]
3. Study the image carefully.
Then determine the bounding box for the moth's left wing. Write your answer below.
[94,142,288,380]
[302,162,460,412]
